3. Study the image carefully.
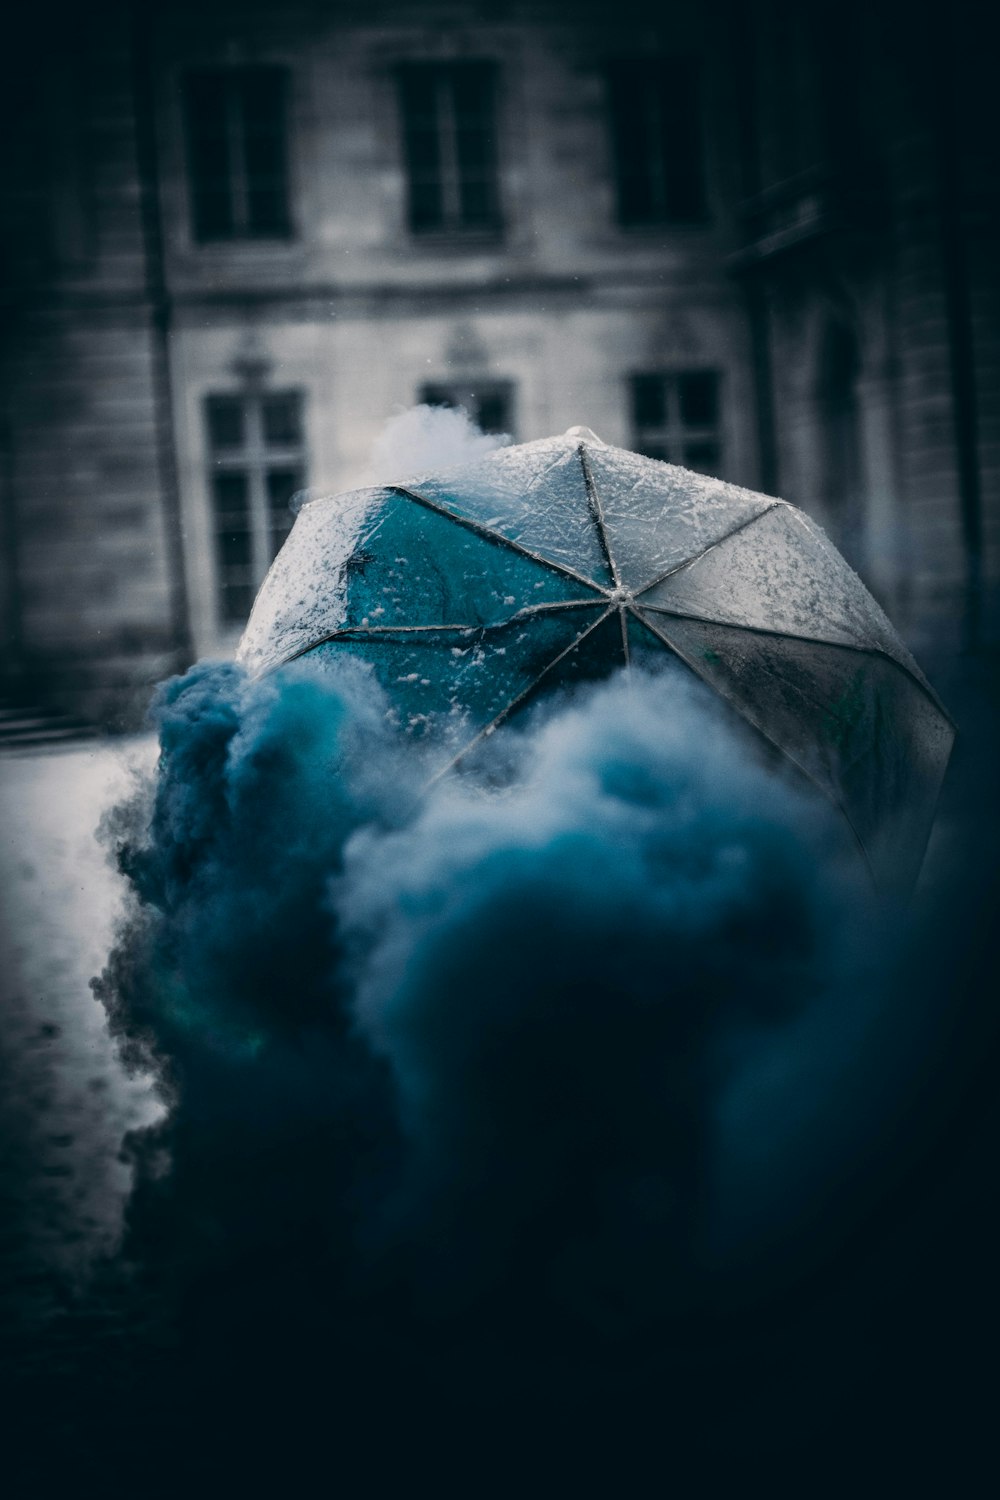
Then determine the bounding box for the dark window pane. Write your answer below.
[409,181,444,232]
[216,531,253,570]
[455,131,493,173]
[191,188,236,242]
[451,63,494,122]
[211,471,250,530]
[219,581,256,624]
[407,131,442,174]
[247,188,290,236]
[475,390,510,435]
[632,370,721,473]
[678,372,718,427]
[399,67,444,231]
[239,67,285,133]
[682,441,720,474]
[608,66,656,225]
[212,470,253,623]
[262,393,302,447]
[659,67,707,222]
[399,61,500,234]
[419,383,512,435]
[608,61,707,227]
[617,169,656,225]
[206,396,245,451]
[420,384,456,409]
[632,375,667,429]
[266,467,302,558]
[239,68,292,236]
[185,67,291,241]
[454,64,500,228]
[184,71,234,241]
[458,175,497,228]
[266,467,301,513]
[398,67,438,128]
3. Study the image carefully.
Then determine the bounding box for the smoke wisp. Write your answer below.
[363,401,510,486]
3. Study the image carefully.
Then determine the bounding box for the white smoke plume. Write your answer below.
[364,403,510,486]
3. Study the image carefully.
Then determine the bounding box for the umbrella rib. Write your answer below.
[513,598,608,618]
[271,626,474,667]
[633,503,781,598]
[634,605,955,724]
[423,606,618,789]
[629,606,878,883]
[577,445,621,588]
[782,506,937,696]
[260,600,609,670]
[390,485,610,598]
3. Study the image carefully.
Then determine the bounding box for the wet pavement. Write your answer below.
[0,737,162,1322]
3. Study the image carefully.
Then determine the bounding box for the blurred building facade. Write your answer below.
[1,0,996,724]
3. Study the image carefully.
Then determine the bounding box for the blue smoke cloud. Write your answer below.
[14,649,994,1488]
[93,657,875,1343]
[337,669,858,1337]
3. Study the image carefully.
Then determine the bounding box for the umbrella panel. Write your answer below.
[410,441,784,600]
[637,610,952,890]
[319,489,599,631]
[408,441,614,587]
[449,607,632,779]
[307,604,612,748]
[239,487,384,674]
[514,606,628,701]
[584,446,773,593]
[637,502,928,686]
[238,483,602,676]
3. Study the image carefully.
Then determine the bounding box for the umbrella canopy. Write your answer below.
[238,426,954,891]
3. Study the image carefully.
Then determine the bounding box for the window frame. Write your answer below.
[419,379,515,437]
[182,65,294,244]
[396,60,503,238]
[629,371,723,475]
[204,389,307,628]
[606,58,710,230]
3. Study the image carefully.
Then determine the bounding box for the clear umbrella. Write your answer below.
[239,427,954,891]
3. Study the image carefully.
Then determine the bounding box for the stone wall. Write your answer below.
[1,3,187,724]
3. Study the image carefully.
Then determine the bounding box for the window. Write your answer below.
[183,67,292,242]
[397,62,501,234]
[205,391,306,625]
[630,372,721,473]
[606,60,708,226]
[420,381,514,436]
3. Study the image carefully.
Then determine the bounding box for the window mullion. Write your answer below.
[648,82,667,223]
[439,72,462,228]
[229,76,249,234]
[661,376,678,460]
[246,400,271,586]
[666,377,682,438]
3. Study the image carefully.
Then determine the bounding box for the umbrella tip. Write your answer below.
[564,425,605,445]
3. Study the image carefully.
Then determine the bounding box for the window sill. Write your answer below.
[614,219,714,235]
[187,235,300,250]
[405,229,506,252]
